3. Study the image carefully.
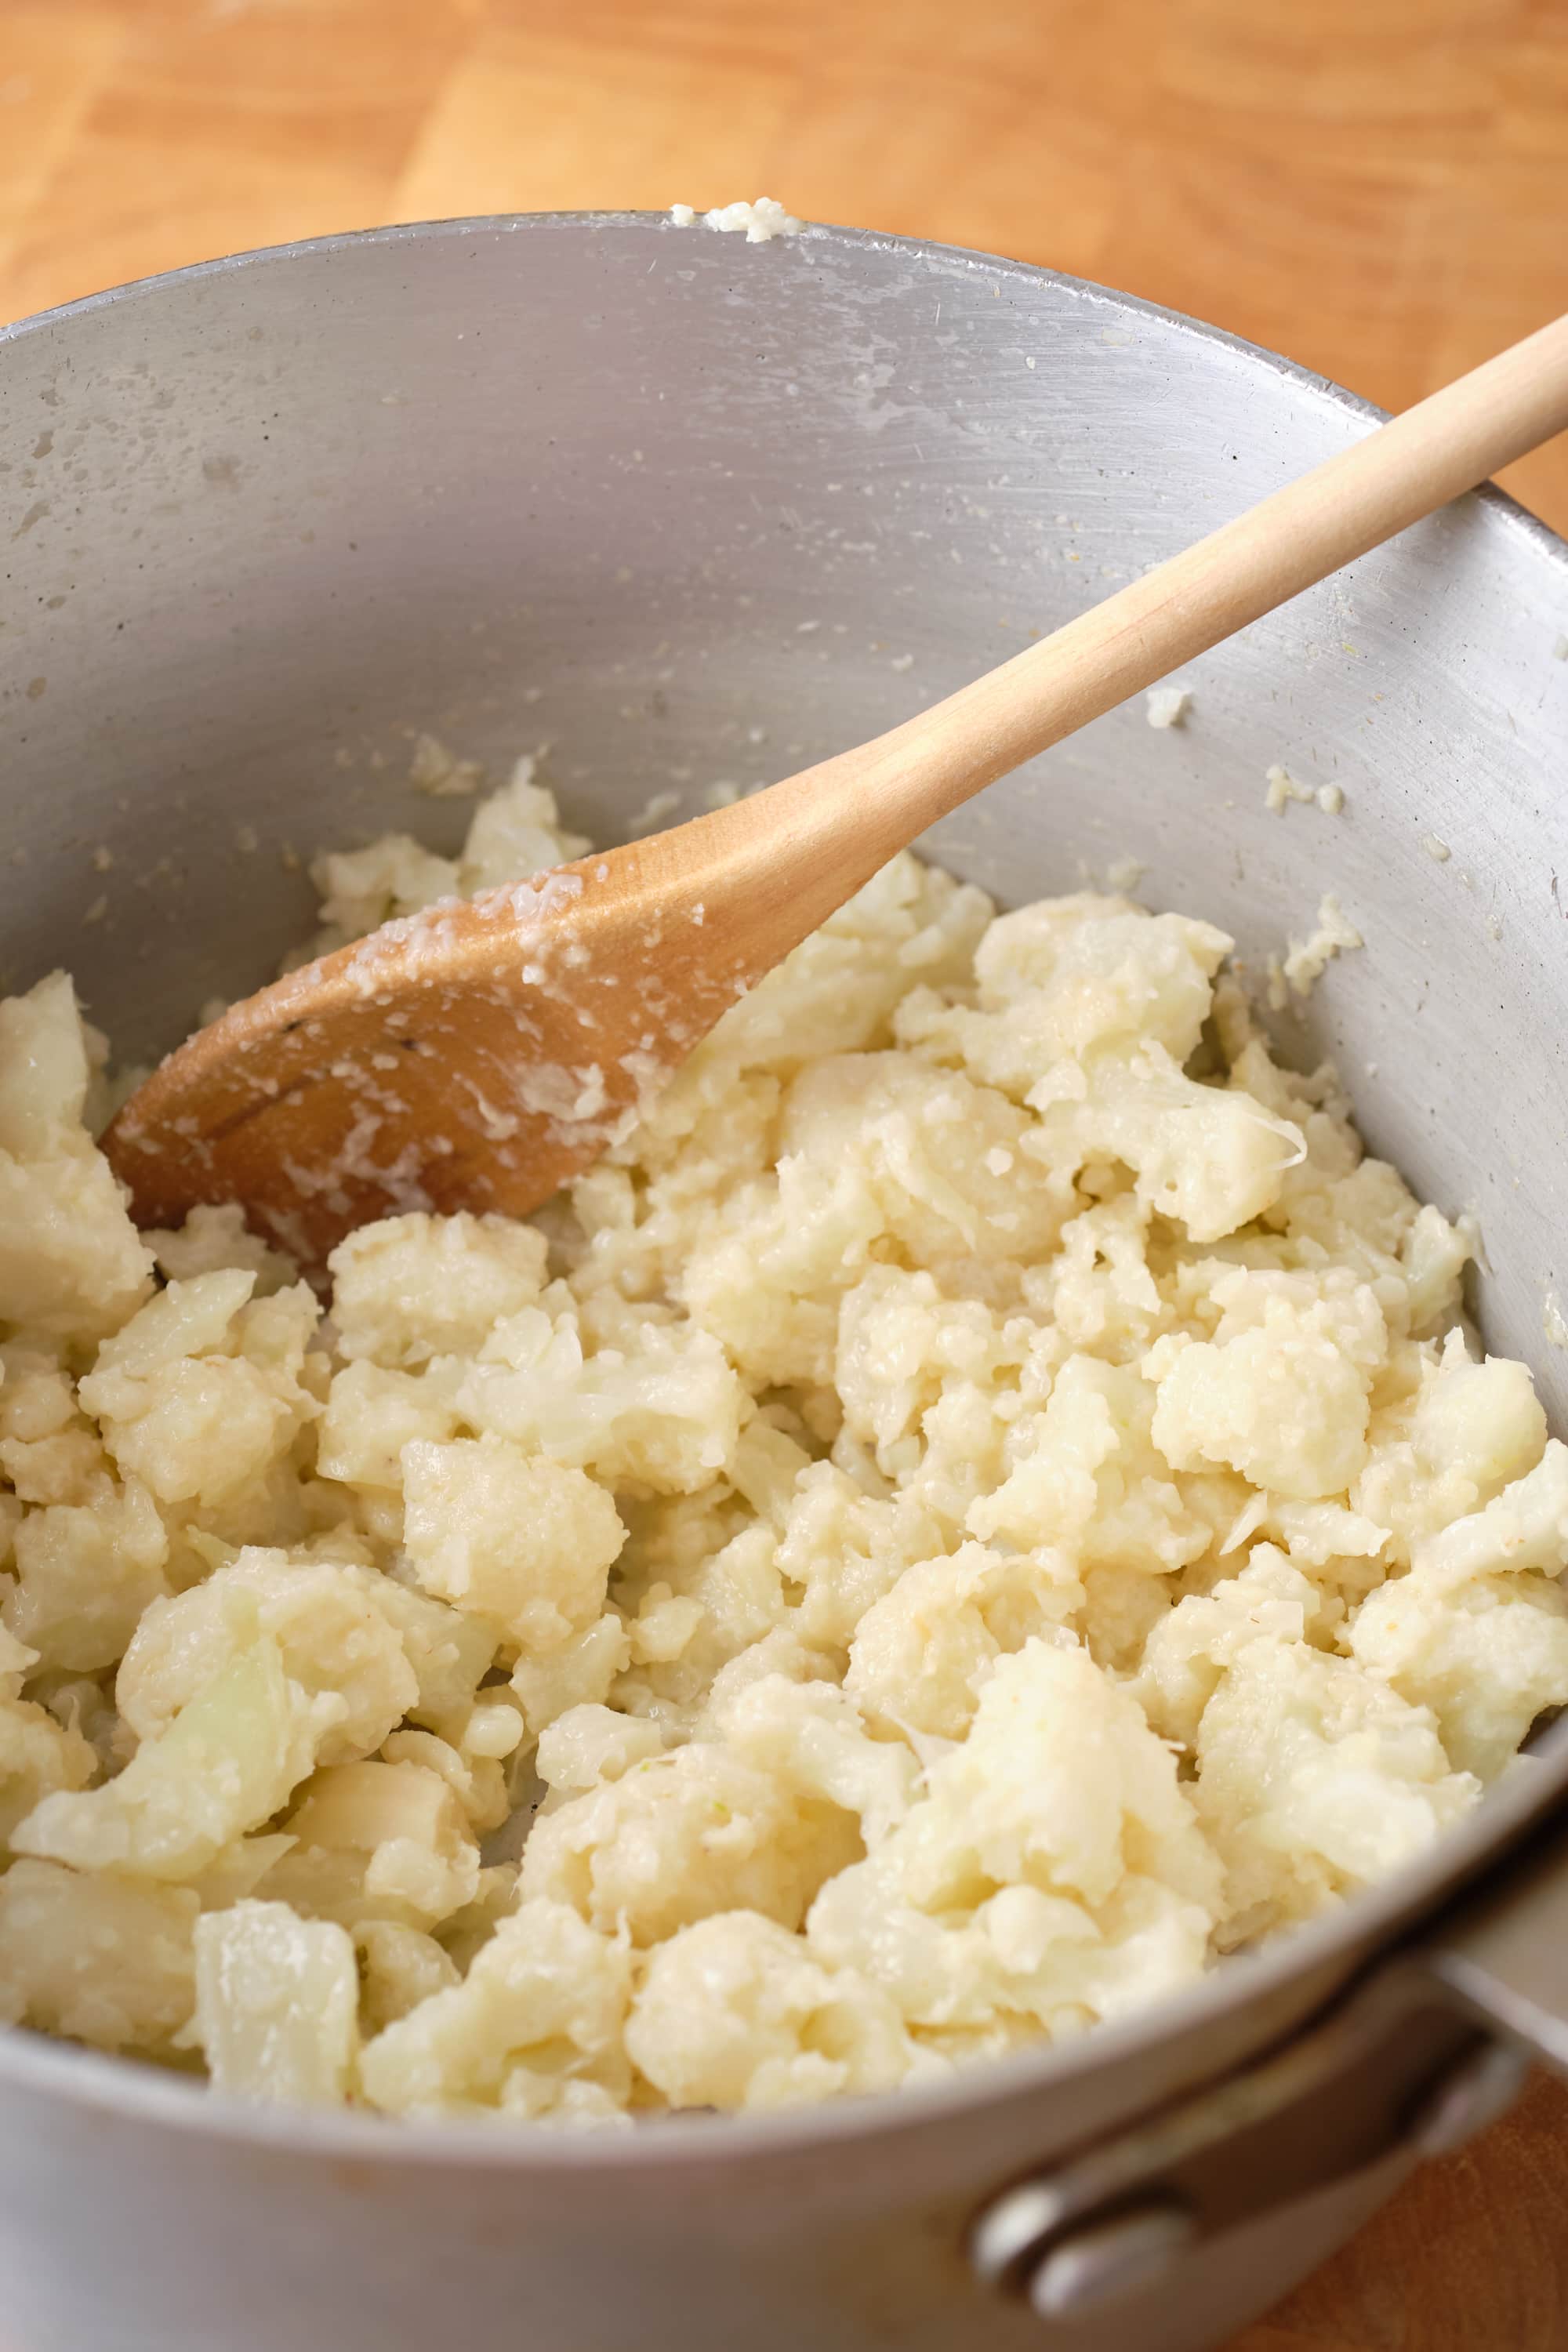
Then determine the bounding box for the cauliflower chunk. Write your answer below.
[191,1900,358,2103]
[970,1354,1207,1572]
[810,1642,1220,2034]
[1346,1440,1568,1777]
[0,973,154,1346]
[13,1638,326,1879]
[903,895,1229,1085]
[1195,1638,1477,1938]
[521,1741,861,1946]
[355,1919,460,2032]
[263,1759,480,1930]
[78,1272,318,1509]
[328,1212,548,1367]
[115,1550,419,1766]
[5,1477,169,1675]
[401,1438,625,1654]
[1349,1568,1568,1781]
[877,1639,1221,1915]
[844,1542,1080,1740]
[454,1312,747,1494]
[359,1899,632,2120]
[0,1859,196,2050]
[781,1052,1069,1269]
[627,1911,924,2110]
[1,1694,97,1853]
[1149,1271,1387,1501]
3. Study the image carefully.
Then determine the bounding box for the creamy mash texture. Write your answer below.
[2,761,1566,2122]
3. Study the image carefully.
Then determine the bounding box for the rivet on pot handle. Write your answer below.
[971,1809,1568,2326]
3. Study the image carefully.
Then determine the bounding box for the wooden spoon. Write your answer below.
[106,314,1568,1265]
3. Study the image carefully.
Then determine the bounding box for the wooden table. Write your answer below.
[3,2,1568,2344]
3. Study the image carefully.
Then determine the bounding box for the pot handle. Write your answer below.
[1415,1799,1568,2071]
[971,1803,1568,2328]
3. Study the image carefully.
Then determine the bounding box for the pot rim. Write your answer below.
[2,211,1566,2172]
[1,207,1561,568]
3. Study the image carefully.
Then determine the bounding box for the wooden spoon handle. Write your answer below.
[739,309,1568,912]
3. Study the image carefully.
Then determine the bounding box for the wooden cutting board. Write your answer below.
[3,3,1568,2343]
[6,0,1568,536]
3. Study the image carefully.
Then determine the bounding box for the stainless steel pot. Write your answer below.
[3,216,1568,2352]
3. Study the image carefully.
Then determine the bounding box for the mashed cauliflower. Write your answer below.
[2,760,1563,2122]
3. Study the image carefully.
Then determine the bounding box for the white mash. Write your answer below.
[2,760,1566,2123]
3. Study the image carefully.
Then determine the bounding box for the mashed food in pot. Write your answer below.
[3,762,1566,2122]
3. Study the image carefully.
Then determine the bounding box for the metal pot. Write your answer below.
[3,216,1567,2352]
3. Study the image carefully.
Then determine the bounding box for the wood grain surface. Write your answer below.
[2,3,1568,2347]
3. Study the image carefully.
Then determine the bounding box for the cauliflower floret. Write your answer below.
[0,1359,109,1504]
[361,1577,500,1726]
[781,1052,1071,1270]
[1353,1341,1548,1565]
[0,1623,34,1703]
[0,972,154,1346]
[5,1475,169,1674]
[1134,1546,1320,1748]
[772,1463,947,1653]
[0,971,105,1161]
[686,1627,840,1722]
[313,1358,463,1491]
[114,1549,419,1766]
[1,1691,97,1852]
[191,1900,359,2103]
[1040,1193,1166,1357]
[1033,1046,1304,1243]
[327,1212,549,1368]
[358,1898,632,2120]
[400,1437,624,1655]
[260,1759,480,1930]
[520,1740,862,1946]
[511,1613,633,1739]
[658,851,990,1107]
[1403,1437,1568,1592]
[13,1636,330,1879]
[456,760,589,895]
[383,1710,521,1832]
[77,1271,319,1509]
[1399,1201,1476,1336]
[819,1870,1215,2044]
[845,1543,1081,1740]
[1149,1269,1388,1501]
[873,1639,1221,1915]
[148,1202,299,1298]
[701,1675,918,1848]
[678,1047,1070,1395]
[969,1354,1208,1577]
[810,1642,1219,2034]
[1194,1637,1478,1940]
[0,1859,197,2050]
[307,834,459,946]
[355,1919,461,2033]
[626,1911,925,2111]
[454,1310,747,1494]
[834,1267,1033,1461]
[1345,1439,1568,1777]
[898,896,1229,1087]
[1348,1569,1568,1781]
[535,1704,667,1794]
